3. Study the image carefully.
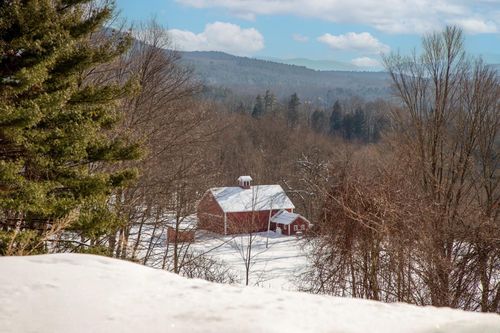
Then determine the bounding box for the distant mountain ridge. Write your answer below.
[259,57,361,71]
[179,51,392,102]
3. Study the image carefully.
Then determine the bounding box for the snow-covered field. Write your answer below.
[191,232,308,289]
[1,254,499,333]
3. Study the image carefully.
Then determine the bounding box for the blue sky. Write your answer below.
[115,0,500,68]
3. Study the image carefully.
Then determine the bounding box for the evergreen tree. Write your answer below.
[263,89,275,113]
[329,100,342,136]
[311,109,326,133]
[0,0,141,254]
[287,93,300,128]
[342,113,355,140]
[251,95,264,118]
[352,108,366,141]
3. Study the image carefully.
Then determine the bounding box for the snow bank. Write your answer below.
[0,254,498,333]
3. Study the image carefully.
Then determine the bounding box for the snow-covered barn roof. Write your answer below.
[270,210,300,225]
[210,185,295,213]
[270,210,310,225]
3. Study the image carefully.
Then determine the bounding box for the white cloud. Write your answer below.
[292,33,309,42]
[351,57,382,67]
[176,0,499,34]
[233,12,257,21]
[318,32,390,54]
[168,22,264,55]
[449,18,498,34]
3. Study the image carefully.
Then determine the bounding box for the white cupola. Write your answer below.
[237,175,253,189]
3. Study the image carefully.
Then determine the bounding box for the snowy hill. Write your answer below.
[1,254,499,333]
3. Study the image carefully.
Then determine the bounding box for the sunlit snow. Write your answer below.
[1,254,499,333]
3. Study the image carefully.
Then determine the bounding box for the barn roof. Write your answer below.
[270,210,310,225]
[210,185,295,213]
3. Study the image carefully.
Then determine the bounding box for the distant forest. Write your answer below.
[180,51,393,105]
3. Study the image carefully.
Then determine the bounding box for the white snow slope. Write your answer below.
[1,254,499,333]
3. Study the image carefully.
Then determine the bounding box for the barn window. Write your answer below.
[293,225,298,231]
[301,225,306,230]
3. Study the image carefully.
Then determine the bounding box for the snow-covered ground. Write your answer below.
[190,232,308,289]
[1,254,499,333]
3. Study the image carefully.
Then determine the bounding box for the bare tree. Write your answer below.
[92,20,222,272]
[301,26,499,313]
[384,26,499,310]
[180,253,239,284]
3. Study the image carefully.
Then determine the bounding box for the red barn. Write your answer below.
[197,176,310,235]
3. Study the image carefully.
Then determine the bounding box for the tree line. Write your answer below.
[243,91,389,143]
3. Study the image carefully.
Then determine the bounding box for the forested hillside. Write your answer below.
[261,57,360,71]
[180,51,392,102]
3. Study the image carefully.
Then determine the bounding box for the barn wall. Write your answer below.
[167,227,195,243]
[226,210,277,234]
[197,192,225,234]
[289,217,309,235]
[271,216,309,235]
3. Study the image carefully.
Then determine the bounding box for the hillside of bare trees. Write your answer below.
[298,27,499,313]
